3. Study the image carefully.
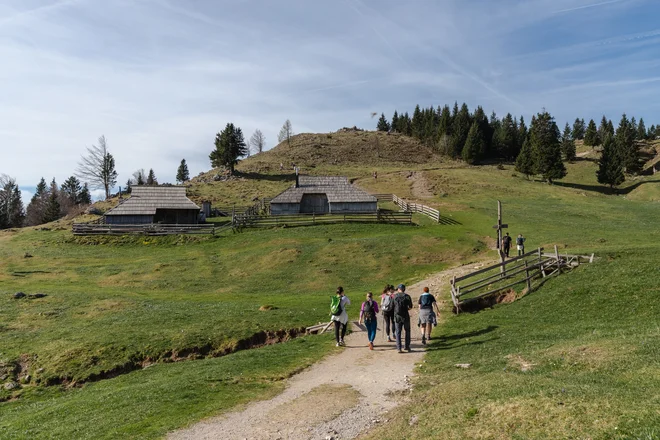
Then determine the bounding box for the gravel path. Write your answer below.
[168,264,481,440]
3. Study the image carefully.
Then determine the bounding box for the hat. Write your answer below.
[397,284,406,291]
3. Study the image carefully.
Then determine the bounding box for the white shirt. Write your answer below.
[331,296,351,325]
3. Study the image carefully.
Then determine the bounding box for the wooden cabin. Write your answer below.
[270,176,377,215]
[104,186,201,224]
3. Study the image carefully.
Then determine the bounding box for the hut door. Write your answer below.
[300,194,329,214]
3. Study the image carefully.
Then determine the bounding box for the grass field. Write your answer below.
[2,131,660,438]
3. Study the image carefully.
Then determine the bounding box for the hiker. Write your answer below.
[418,287,441,345]
[516,234,526,256]
[393,284,413,353]
[330,286,350,346]
[373,171,378,179]
[358,292,379,350]
[502,232,512,258]
[380,285,395,342]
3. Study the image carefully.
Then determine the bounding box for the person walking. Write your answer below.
[418,287,441,345]
[359,292,379,350]
[393,284,413,353]
[502,232,512,258]
[330,287,351,347]
[516,234,526,256]
[380,285,395,342]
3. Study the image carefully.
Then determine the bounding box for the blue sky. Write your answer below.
[1,0,660,202]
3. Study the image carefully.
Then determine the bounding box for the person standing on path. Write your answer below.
[380,285,395,342]
[359,292,380,350]
[393,284,413,353]
[418,287,441,345]
[502,232,512,258]
[516,234,526,256]
[330,287,351,347]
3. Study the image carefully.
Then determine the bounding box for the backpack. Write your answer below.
[363,300,375,321]
[330,296,343,316]
[382,294,394,313]
[420,293,434,308]
[393,293,409,318]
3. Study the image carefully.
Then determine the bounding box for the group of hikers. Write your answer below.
[330,284,441,353]
[501,232,526,258]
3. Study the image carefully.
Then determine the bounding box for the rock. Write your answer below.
[23,252,33,258]
[13,292,26,299]
[455,363,472,369]
[409,415,419,426]
[37,368,44,373]
[28,293,47,299]
[20,375,31,384]
[4,382,18,390]
[85,207,103,215]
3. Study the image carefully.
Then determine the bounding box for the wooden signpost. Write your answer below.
[493,200,508,275]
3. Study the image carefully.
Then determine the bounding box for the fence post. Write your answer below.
[524,260,531,292]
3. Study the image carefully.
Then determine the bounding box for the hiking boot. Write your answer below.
[398,349,403,353]
[387,336,393,342]
[421,336,426,345]
[336,342,341,347]
[406,347,412,352]
[339,339,345,346]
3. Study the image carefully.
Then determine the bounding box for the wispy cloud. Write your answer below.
[553,0,625,14]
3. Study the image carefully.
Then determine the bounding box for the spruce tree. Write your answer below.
[42,179,61,223]
[637,118,646,140]
[462,120,486,164]
[530,111,566,184]
[649,125,657,140]
[79,183,92,205]
[391,111,399,133]
[0,177,25,229]
[376,113,390,132]
[437,105,452,138]
[497,113,518,159]
[630,117,638,140]
[597,134,624,189]
[209,123,248,173]
[572,118,585,140]
[607,119,615,139]
[518,116,528,152]
[615,113,639,174]
[176,159,190,183]
[146,169,157,186]
[411,105,423,139]
[26,178,48,226]
[61,176,82,205]
[598,116,609,142]
[561,123,576,162]
[515,138,535,179]
[584,119,599,147]
[451,103,472,158]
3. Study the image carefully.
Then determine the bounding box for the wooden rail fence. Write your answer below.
[372,193,440,222]
[233,210,412,229]
[450,246,595,313]
[72,223,231,236]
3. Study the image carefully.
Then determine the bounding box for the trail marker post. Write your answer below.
[493,200,508,276]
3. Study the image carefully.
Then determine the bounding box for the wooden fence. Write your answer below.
[233,210,412,229]
[72,222,231,236]
[372,193,440,222]
[450,246,595,313]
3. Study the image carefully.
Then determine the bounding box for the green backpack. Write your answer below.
[330,296,343,316]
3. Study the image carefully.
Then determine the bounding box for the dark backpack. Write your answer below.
[363,300,375,321]
[420,293,434,308]
[393,293,409,318]
[382,294,394,313]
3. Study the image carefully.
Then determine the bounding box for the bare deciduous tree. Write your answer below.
[76,135,118,200]
[250,129,266,154]
[278,120,293,146]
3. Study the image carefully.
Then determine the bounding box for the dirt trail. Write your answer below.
[168,264,480,440]
[409,171,434,200]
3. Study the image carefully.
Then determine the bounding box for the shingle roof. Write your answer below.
[105,186,200,216]
[271,176,377,204]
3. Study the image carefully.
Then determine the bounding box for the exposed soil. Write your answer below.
[169,264,482,440]
[409,171,435,200]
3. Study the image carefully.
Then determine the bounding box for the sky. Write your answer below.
[1,0,660,202]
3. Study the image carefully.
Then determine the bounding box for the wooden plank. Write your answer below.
[454,248,544,282]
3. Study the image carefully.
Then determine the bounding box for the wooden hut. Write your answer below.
[270,176,377,215]
[104,186,201,225]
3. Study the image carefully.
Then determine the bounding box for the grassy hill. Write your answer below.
[1,130,659,439]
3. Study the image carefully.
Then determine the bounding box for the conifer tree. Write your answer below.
[561,123,576,162]
[572,118,585,140]
[176,159,190,183]
[637,118,646,140]
[451,103,472,157]
[0,176,25,229]
[462,120,486,164]
[391,111,399,133]
[437,105,452,138]
[79,183,92,205]
[146,169,157,186]
[42,179,61,223]
[210,123,248,173]
[530,111,566,183]
[411,105,423,139]
[630,117,638,140]
[607,119,615,139]
[616,113,639,174]
[76,135,117,200]
[598,116,609,142]
[518,116,528,152]
[26,178,48,226]
[496,113,518,159]
[377,113,390,132]
[584,119,599,147]
[515,138,535,179]
[649,125,657,140]
[597,134,624,189]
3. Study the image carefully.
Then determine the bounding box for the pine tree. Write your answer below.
[615,113,639,174]
[530,111,566,184]
[518,116,528,152]
[391,111,399,133]
[79,183,92,205]
[598,116,609,142]
[649,125,657,140]
[561,123,576,162]
[515,138,535,179]
[597,134,624,189]
[26,178,48,226]
[462,120,486,164]
[572,118,585,140]
[146,169,157,186]
[42,179,61,223]
[437,105,452,143]
[451,103,472,158]
[637,118,647,140]
[61,176,83,205]
[496,113,518,159]
[0,176,25,229]
[402,112,412,136]
[630,117,638,140]
[376,113,390,132]
[210,123,248,173]
[411,105,423,139]
[176,159,190,183]
[584,119,599,147]
[607,119,615,138]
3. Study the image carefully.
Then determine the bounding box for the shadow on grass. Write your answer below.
[234,171,296,182]
[425,325,499,351]
[438,215,462,226]
[554,179,660,195]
